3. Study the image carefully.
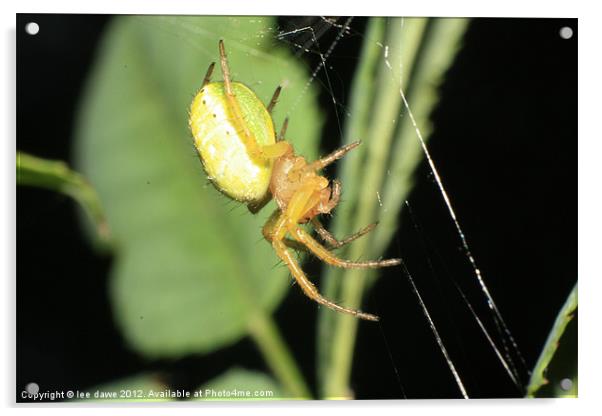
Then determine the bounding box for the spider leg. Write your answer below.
[266,86,282,114]
[273,240,379,321]
[218,40,291,161]
[305,141,361,172]
[319,179,341,214]
[202,62,215,87]
[247,192,272,214]
[311,218,378,249]
[262,208,313,252]
[308,180,377,249]
[290,225,400,269]
[284,182,398,268]
[277,118,289,142]
[266,217,379,321]
[262,203,382,320]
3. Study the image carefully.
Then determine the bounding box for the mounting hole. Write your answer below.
[559,26,573,40]
[25,22,40,35]
[559,378,573,391]
[25,382,39,395]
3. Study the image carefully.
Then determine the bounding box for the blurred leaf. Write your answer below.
[16,151,110,245]
[74,16,322,358]
[196,368,282,400]
[527,283,578,398]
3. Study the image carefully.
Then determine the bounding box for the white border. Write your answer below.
[5,0,582,17]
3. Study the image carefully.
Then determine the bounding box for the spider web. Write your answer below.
[270,16,530,398]
[151,15,573,399]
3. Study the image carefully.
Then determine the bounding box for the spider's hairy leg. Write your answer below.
[305,141,361,172]
[290,225,400,269]
[262,208,325,253]
[218,40,291,162]
[264,212,379,321]
[311,218,378,249]
[262,209,282,242]
[266,86,282,114]
[260,141,293,158]
[320,179,341,214]
[309,179,377,249]
[277,118,289,142]
[273,239,379,321]
[247,192,272,214]
[202,62,215,87]
[284,182,400,268]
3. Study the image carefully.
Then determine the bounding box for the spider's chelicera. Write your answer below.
[189,40,400,321]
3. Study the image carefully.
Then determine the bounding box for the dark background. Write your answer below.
[17,15,577,400]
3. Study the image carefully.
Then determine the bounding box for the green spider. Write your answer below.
[189,41,400,321]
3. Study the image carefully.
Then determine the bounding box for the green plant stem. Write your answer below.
[323,20,408,398]
[526,283,578,397]
[16,151,110,243]
[373,18,470,254]
[318,17,469,399]
[247,310,311,399]
[319,18,427,399]
[316,16,386,388]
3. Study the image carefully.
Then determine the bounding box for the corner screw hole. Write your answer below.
[559,26,573,40]
[25,22,40,36]
[559,378,573,391]
[25,382,39,394]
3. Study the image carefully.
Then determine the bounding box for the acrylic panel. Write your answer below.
[16,14,577,402]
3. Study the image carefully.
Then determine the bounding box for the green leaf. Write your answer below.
[74,16,322,359]
[196,368,283,400]
[16,151,111,245]
[527,283,578,398]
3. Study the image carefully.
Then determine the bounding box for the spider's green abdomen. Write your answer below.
[188,82,275,203]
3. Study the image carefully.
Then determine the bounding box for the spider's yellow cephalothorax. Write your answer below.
[189,40,400,321]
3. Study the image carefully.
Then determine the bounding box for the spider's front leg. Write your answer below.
[283,177,400,269]
[307,178,380,250]
[262,209,370,253]
[262,209,380,321]
[311,218,378,250]
[289,225,400,269]
[305,141,361,172]
[301,143,380,248]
